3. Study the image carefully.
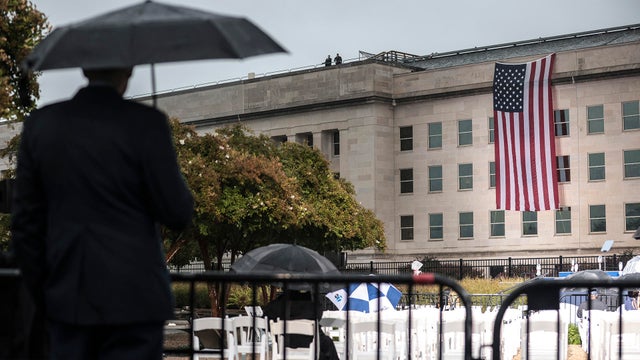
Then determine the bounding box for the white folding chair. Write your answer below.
[230,315,269,360]
[321,311,347,359]
[521,310,568,360]
[440,312,466,360]
[192,317,236,360]
[270,318,319,360]
[348,319,401,360]
[605,310,640,360]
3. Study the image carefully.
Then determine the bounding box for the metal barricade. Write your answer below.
[490,278,640,360]
[166,272,474,360]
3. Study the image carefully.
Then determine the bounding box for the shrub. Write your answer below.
[172,282,211,309]
[568,323,581,345]
[228,285,254,309]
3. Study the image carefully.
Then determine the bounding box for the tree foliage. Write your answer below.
[0,0,47,252]
[165,121,386,315]
[0,0,49,122]
[275,141,385,252]
[166,120,386,276]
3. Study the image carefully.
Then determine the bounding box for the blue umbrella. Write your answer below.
[326,282,402,313]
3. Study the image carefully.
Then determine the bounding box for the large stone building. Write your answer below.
[145,25,639,260]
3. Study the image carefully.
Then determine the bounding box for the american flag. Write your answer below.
[493,54,559,211]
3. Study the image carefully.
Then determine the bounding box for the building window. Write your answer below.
[429,213,443,240]
[590,205,606,233]
[400,215,414,241]
[556,208,572,235]
[624,149,640,179]
[554,109,570,136]
[625,203,640,232]
[458,163,473,190]
[488,117,495,144]
[623,100,640,130]
[556,155,570,183]
[458,119,472,146]
[588,153,605,181]
[296,132,313,147]
[400,126,413,151]
[522,211,538,236]
[587,105,604,134]
[400,168,413,194]
[490,210,505,237]
[489,161,496,188]
[428,165,442,192]
[332,130,340,156]
[428,122,442,149]
[459,212,474,239]
[271,135,287,144]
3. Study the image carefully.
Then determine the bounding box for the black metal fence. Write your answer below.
[168,272,640,360]
[492,277,640,360]
[4,267,640,359]
[171,253,634,279]
[166,271,475,360]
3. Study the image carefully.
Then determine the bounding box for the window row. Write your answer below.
[399,149,640,194]
[399,203,640,241]
[271,130,341,156]
[399,100,640,151]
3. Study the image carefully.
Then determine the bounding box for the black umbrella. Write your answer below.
[566,269,611,281]
[231,243,340,276]
[22,0,286,105]
[634,226,640,240]
[618,272,640,281]
[231,243,341,291]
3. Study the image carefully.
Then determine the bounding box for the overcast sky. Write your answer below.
[30,0,640,106]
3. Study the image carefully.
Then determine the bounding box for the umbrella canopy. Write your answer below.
[230,243,340,276]
[231,244,340,291]
[326,282,402,313]
[566,269,612,281]
[22,1,286,106]
[23,1,286,71]
[634,226,640,240]
[622,256,640,276]
[618,272,640,281]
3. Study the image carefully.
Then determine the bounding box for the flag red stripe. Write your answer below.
[543,55,559,209]
[530,59,543,210]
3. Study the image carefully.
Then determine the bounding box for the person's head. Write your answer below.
[590,289,599,299]
[82,67,133,95]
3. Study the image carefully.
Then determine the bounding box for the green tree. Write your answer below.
[166,120,306,314]
[275,141,385,252]
[0,0,48,252]
[0,0,49,123]
[166,122,386,314]
[215,124,385,253]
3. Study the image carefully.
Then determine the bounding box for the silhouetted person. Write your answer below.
[625,290,639,310]
[11,67,194,360]
[264,290,339,360]
[577,290,608,318]
[334,53,342,65]
[324,55,332,66]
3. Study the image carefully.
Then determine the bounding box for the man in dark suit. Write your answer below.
[11,67,194,359]
[264,290,339,360]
